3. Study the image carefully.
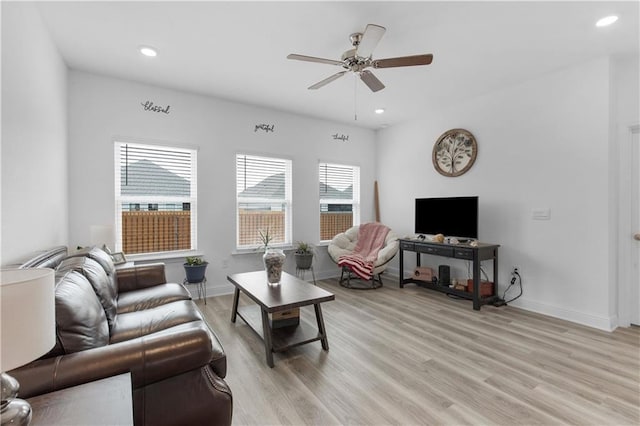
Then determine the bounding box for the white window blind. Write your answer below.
[236,154,292,249]
[114,142,197,254]
[319,162,360,241]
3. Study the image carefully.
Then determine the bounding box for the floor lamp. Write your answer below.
[1,268,55,425]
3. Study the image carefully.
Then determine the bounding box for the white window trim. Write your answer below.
[318,162,360,243]
[114,141,198,255]
[235,153,293,250]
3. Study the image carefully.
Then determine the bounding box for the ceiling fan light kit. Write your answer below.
[287,23,433,93]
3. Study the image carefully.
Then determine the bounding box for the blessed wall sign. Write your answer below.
[332,133,349,142]
[141,100,170,114]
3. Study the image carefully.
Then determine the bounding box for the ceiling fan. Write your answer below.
[287,24,433,93]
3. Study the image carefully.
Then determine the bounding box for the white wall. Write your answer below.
[1,2,68,265]
[376,58,614,330]
[68,71,376,294]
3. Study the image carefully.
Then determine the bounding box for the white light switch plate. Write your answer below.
[532,208,551,220]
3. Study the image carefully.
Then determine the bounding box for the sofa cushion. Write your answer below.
[54,270,109,353]
[116,283,191,314]
[67,246,116,276]
[57,257,118,328]
[66,246,118,299]
[110,300,203,344]
[116,263,167,293]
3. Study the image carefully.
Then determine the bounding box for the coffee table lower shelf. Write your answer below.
[237,305,323,352]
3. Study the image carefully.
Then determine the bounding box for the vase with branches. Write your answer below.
[258,228,285,285]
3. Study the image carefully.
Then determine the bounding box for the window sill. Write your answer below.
[232,245,294,255]
[126,250,204,264]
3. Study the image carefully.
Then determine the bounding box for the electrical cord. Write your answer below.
[493,270,522,307]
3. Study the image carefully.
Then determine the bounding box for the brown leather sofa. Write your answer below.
[9,246,232,425]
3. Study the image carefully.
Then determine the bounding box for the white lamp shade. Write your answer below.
[1,268,56,371]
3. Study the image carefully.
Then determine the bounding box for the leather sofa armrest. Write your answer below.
[10,322,213,398]
[117,263,167,292]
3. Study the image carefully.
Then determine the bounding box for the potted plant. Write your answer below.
[184,256,208,283]
[258,228,285,285]
[294,241,314,270]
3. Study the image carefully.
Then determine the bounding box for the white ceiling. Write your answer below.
[36,1,639,129]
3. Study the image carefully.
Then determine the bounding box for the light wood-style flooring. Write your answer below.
[197,277,640,425]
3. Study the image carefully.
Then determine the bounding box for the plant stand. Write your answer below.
[183,277,207,304]
[295,265,316,286]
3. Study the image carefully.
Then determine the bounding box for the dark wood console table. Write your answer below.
[399,239,500,310]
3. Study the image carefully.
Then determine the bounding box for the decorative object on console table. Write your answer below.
[1,268,56,426]
[432,128,477,177]
[438,265,451,286]
[413,267,434,282]
[467,279,494,297]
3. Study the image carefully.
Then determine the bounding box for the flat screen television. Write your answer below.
[415,196,478,239]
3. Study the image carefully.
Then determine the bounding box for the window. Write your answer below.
[319,162,360,241]
[115,142,197,255]
[236,154,292,249]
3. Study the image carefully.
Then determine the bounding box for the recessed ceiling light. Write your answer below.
[139,46,158,57]
[375,108,385,114]
[596,15,618,27]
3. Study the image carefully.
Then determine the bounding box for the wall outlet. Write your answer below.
[222,258,229,269]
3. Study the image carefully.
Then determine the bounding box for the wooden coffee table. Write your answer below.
[227,271,335,367]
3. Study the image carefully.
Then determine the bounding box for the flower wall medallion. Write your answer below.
[432,128,478,177]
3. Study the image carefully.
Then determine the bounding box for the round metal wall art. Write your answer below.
[432,128,477,177]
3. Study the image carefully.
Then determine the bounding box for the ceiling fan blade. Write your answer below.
[360,70,385,92]
[308,71,348,90]
[356,24,386,58]
[373,54,433,68]
[287,54,344,66]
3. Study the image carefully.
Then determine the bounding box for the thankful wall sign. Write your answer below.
[332,133,349,142]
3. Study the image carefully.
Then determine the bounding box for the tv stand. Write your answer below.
[399,238,500,310]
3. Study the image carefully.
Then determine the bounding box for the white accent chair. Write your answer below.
[327,225,399,289]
